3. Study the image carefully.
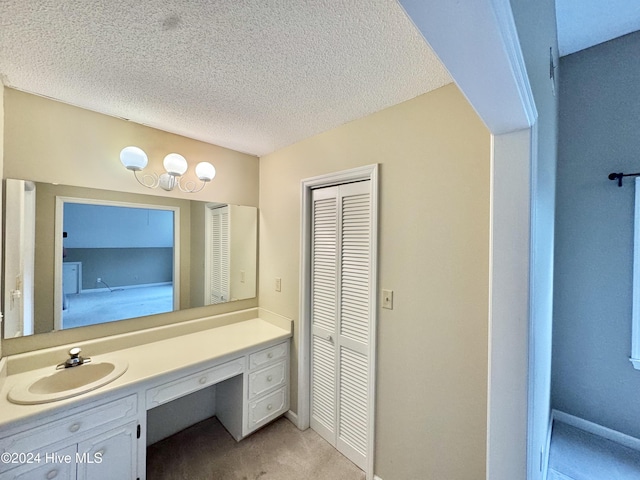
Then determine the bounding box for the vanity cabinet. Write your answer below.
[246,341,289,434]
[6,446,76,480]
[0,394,139,480]
[0,318,293,480]
[144,340,290,445]
[76,421,137,480]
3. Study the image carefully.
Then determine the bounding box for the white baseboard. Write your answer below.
[552,410,640,452]
[285,409,299,427]
[82,281,172,294]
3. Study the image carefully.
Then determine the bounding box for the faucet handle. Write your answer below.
[57,346,91,369]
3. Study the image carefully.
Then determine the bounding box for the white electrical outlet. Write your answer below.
[275,277,282,292]
[382,289,393,309]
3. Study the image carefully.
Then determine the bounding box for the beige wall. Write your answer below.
[229,205,258,301]
[259,83,490,479]
[4,88,259,207]
[2,89,260,356]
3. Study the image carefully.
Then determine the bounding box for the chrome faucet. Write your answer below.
[57,347,92,369]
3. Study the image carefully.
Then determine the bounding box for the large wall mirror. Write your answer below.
[2,179,258,339]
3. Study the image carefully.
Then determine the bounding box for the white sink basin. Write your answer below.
[7,359,128,405]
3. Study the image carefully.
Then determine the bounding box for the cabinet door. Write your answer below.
[76,422,137,480]
[7,445,76,480]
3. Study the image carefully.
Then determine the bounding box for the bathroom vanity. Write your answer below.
[0,316,291,480]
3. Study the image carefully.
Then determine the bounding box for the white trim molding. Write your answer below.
[631,177,640,369]
[399,0,537,135]
[487,129,532,480]
[552,410,640,452]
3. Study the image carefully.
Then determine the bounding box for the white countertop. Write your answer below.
[0,318,292,431]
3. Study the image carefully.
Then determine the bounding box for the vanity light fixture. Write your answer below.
[119,146,216,193]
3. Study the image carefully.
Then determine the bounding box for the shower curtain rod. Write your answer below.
[608,172,640,187]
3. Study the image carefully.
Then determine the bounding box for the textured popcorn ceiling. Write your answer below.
[0,0,452,156]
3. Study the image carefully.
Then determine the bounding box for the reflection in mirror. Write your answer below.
[2,179,258,339]
[3,179,36,337]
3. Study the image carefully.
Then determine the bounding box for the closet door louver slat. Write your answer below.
[312,336,337,431]
[340,192,370,346]
[310,192,338,440]
[338,346,368,456]
[311,196,338,334]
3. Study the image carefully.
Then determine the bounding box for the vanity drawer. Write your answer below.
[146,357,244,408]
[248,386,287,430]
[0,394,137,467]
[249,342,288,370]
[248,361,286,400]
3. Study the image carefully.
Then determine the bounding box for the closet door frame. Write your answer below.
[298,164,378,480]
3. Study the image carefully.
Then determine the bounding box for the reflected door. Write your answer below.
[3,180,36,337]
[205,205,230,304]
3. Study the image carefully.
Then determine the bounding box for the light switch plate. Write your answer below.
[275,277,282,292]
[382,289,393,309]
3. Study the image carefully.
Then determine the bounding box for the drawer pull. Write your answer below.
[46,469,58,479]
[199,376,207,385]
[267,375,273,382]
[267,352,273,359]
[267,404,273,411]
[69,422,81,433]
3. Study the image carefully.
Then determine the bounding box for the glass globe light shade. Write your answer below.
[163,153,188,176]
[120,146,148,171]
[195,162,216,182]
[158,173,176,191]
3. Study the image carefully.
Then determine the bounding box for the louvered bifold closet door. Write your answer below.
[310,186,339,443]
[309,180,372,472]
[336,181,371,470]
[207,205,230,305]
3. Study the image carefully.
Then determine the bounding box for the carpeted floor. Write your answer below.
[62,284,173,329]
[548,420,640,480]
[146,416,365,480]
